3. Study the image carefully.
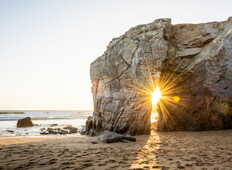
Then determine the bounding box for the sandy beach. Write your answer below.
[1,130,232,170]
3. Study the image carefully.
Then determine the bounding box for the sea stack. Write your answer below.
[88,17,232,135]
[17,117,33,128]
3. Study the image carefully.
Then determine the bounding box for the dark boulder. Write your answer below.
[63,125,78,133]
[98,131,136,143]
[17,117,33,128]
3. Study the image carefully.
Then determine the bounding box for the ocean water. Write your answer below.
[0,111,91,136]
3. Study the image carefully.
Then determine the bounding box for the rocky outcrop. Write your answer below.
[89,17,232,135]
[40,126,78,135]
[17,117,33,128]
[81,116,96,136]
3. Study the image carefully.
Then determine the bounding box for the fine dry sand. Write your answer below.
[1,130,232,170]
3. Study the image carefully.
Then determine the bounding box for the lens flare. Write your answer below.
[173,96,180,103]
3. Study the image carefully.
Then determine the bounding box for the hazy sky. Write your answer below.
[0,0,231,110]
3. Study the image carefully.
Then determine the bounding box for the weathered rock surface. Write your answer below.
[40,126,78,135]
[89,17,232,135]
[98,131,136,143]
[17,117,33,128]
[80,116,96,136]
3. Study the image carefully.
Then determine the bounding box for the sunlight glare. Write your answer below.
[152,87,162,105]
[151,87,162,123]
[151,112,158,123]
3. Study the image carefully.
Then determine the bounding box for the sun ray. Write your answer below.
[126,54,193,127]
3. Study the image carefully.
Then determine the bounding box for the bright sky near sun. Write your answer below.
[0,0,231,110]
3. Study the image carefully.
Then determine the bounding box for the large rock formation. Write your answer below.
[89,17,232,135]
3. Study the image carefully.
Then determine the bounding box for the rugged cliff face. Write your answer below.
[88,17,232,135]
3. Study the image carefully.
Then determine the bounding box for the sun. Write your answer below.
[152,87,162,105]
[151,87,162,123]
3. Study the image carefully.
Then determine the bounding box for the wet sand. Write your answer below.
[1,130,232,170]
